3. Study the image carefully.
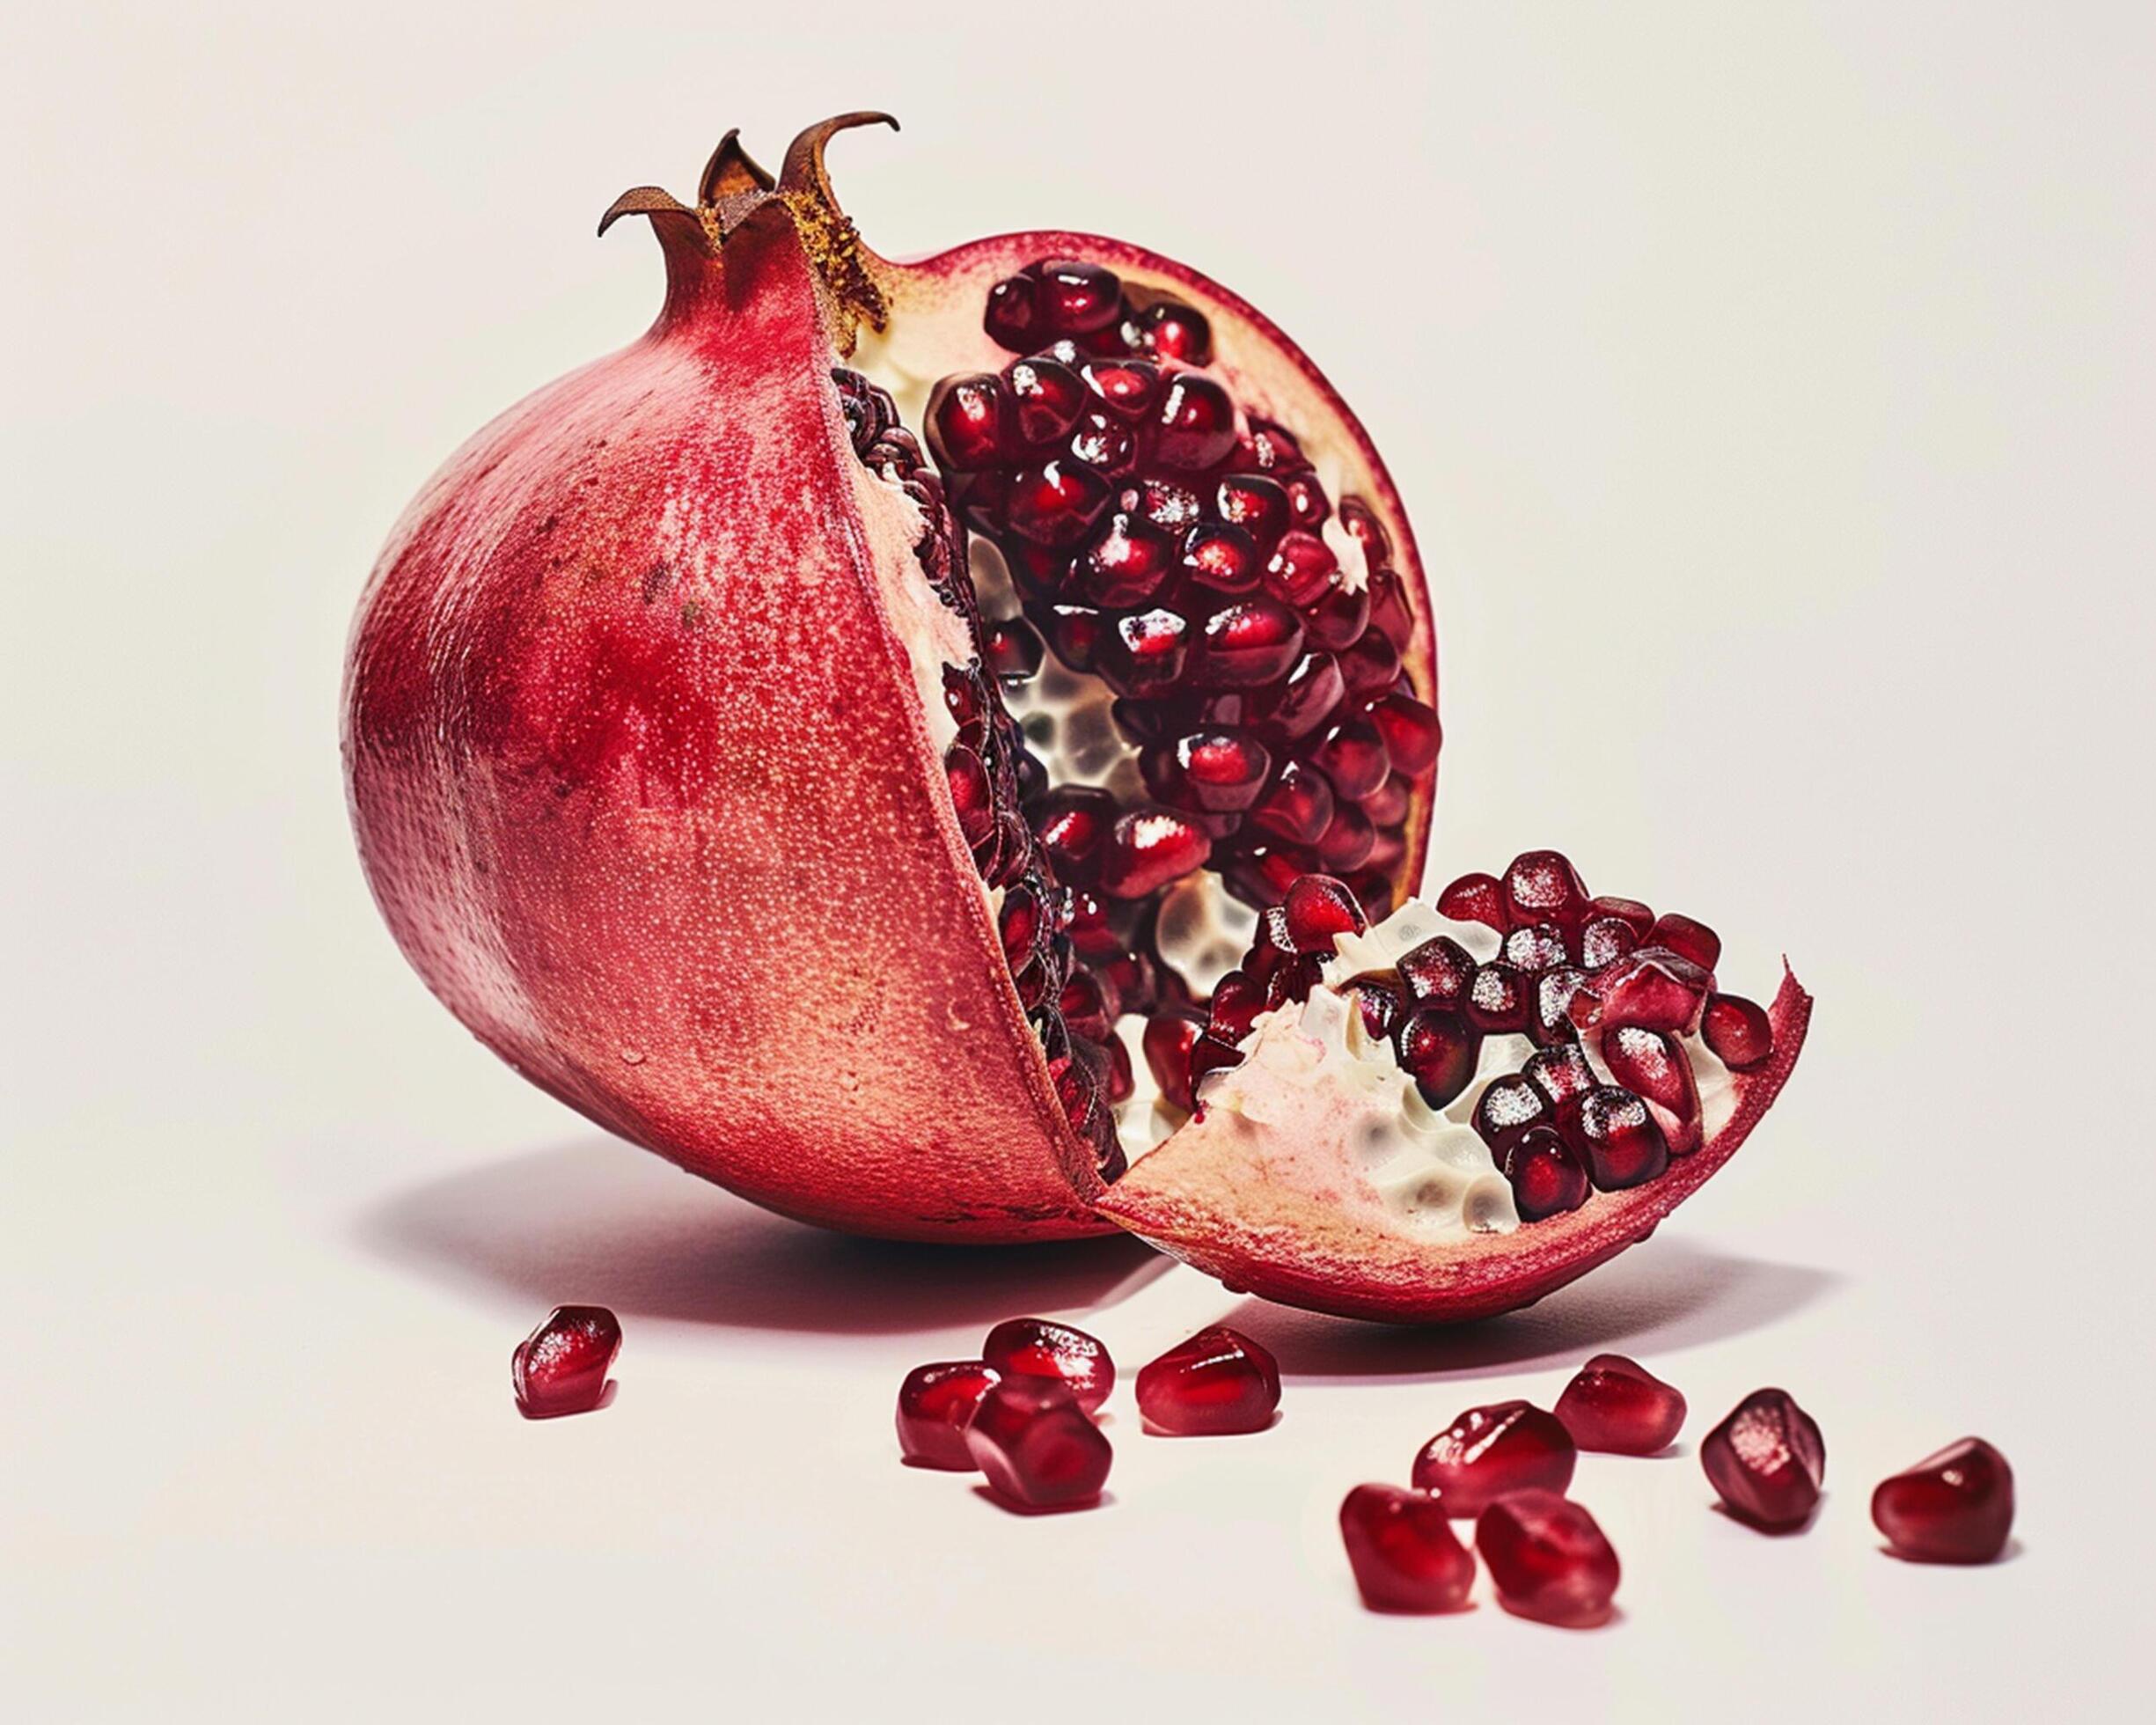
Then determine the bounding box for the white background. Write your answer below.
[6,2,2152,1718]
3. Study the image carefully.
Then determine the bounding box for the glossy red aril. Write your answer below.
[1339,1485,1477,1613]
[896,1360,1002,1469]
[1412,1400,1578,1516]
[981,1318,1115,1415]
[1702,993,1775,1070]
[1134,1325,1281,1435]
[1475,1491,1621,1626]
[1554,1354,1688,1454]
[964,1376,1113,1508]
[511,1305,620,1419]
[1704,1388,1826,1530]
[1872,1438,2014,1563]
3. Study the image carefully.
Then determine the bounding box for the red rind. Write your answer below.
[1094,966,1811,1322]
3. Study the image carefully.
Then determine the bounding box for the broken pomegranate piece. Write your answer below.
[1553,1354,1687,1455]
[1412,1400,1578,1516]
[1475,1491,1621,1626]
[1133,1325,1280,1435]
[964,1376,1113,1508]
[1338,1485,1477,1613]
[1872,1438,2014,1563]
[510,1305,620,1419]
[896,1360,1001,1470]
[1703,1388,1826,1530]
[980,1318,1114,1415]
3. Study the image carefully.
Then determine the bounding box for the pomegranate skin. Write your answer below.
[1872,1438,2014,1563]
[343,119,1434,1245]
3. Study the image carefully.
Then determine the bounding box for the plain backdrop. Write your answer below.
[6,2,2152,1718]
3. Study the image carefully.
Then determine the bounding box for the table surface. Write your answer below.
[7,3,2150,1718]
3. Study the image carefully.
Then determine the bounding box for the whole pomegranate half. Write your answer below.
[346,117,1808,1321]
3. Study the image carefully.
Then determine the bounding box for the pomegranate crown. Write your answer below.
[598,112,897,350]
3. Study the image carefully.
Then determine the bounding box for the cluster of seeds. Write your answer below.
[1155,853,1778,1223]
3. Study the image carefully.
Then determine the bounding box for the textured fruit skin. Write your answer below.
[1338,1485,1476,1612]
[895,1361,1001,1469]
[1554,1354,1688,1455]
[1133,1325,1280,1435]
[963,1376,1112,1507]
[342,120,1434,1246]
[1872,1438,2014,1563]
[511,1305,620,1418]
[1703,1387,1827,1530]
[980,1318,1115,1415]
[1474,1490,1620,1626]
[1411,1400,1578,1516]
[1099,966,1811,1321]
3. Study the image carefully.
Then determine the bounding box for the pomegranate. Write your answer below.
[1133,1325,1280,1435]
[1554,1354,1687,1455]
[896,1360,1001,1470]
[1872,1438,2014,1564]
[1338,1485,1477,1613]
[510,1305,620,1419]
[1703,1388,1826,1530]
[1411,1400,1577,1515]
[980,1318,1115,1415]
[1474,1491,1621,1626]
[964,1376,1113,1508]
[345,117,1808,1324]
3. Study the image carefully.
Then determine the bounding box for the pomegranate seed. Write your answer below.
[1566,1085,1670,1189]
[1188,1032,1243,1090]
[926,373,1007,469]
[1098,807,1211,898]
[1504,1127,1591,1221]
[1348,971,1407,1040]
[511,1305,620,1419]
[1134,1325,1280,1435]
[1206,969,1266,1043]
[1475,1491,1620,1626]
[1142,1007,1204,1112]
[1305,584,1371,650]
[1004,356,1086,446]
[1101,1031,1134,1103]
[1058,969,1114,1043]
[1284,473,1330,529]
[1412,1399,1578,1516]
[1068,407,1135,472]
[1503,921,1569,973]
[1397,935,1475,1009]
[1703,1388,1826,1530]
[1464,961,1529,1033]
[1568,947,1712,1036]
[984,273,1040,349]
[1312,717,1390,800]
[1338,628,1401,696]
[896,1360,1002,1469]
[1367,693,1441,774]
[1101,606,1190,695]
[1339,496,1392,562]
[1435,870,1508,930]
[1702,992,1774,1070]
[982,616,1045,686]
[1214,473,1290,547]
[1339,1485,1477,1613]
[1647,912,1721,972]
[981,1318,1115,1414]
[1075,510,1175,606]
[1131,300,1212,364]
[1006,459,1110,547]
[1249,760,1335,846]
[1366,567,1415,649]
[1133,477,1202,531]
[1578,914,1639,969]
[1268,650,1346,739]
[1153,374,1238,470]
[1188,597,1305,688]
[1282,873,1367,951]
[1179,520,1260,591]
[964,1376,1113,1508]
[1554,1354,1688,1454]
[1314,803,1377,873]
[1600,1025,1702,1156]
[1033,786,1115,885]
[1872,1438,2014,1564]
[944,744,994,845]
[1503,850,1588,928]
[1589,894,1656,938]
[1243,419,1307,473]
[1262,530,1339,607]
[1077,356,1161,415]
[1141,730,1273,814]
[1036,259,1121,334]
[1395,1008,1480,1107]
[1523,1042,1596,1109]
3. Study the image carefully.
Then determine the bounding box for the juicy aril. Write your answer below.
[345,117,1808,1323]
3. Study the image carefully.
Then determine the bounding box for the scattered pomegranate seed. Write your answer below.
[896,1360,1002,1469]
[1412,1400,1578,1516]
[511,1305,620,1419]
[981,1318,1116,1414]
[1134,1325,1281,1435]
[964,1376,1113,1508]
[1475,1491,1621,1626]
[1339,1485,1477,1613]
[1702,992,1775,1070]
[1703,1388,1826,1530]
[1554,1354,1688,1454]
[1872,1438,2014,1563]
